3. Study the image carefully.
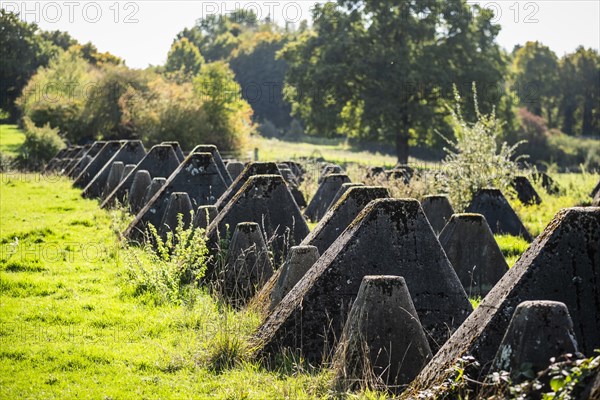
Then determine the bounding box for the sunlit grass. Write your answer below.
[0,124,26,157]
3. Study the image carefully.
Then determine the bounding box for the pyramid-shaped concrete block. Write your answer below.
[412,207,600,390]
[466,188,532,241]
[67,141,106,178]
[491,300,578,381]
[438,213,509,297]
[319,164,343,183]
[333,276,432,392]
[594,190,600,207]
[253,199,472,364]
[421,195,454,234]
[82,141,146,199]
[305,173,351,222]
[192,205,218,230]
[127,170,152,214]
[124,153,227,241]
[73,141,124,188]
[226,161,245,180]
[158,192,194,238]
[218,222,274,308]
[327,183,364,212]
[101,144,181,208]
[301,186,389,255]
[511,176,542,205]
[103,161,125,198]
[206,174,309,269]
[142,177,167,209]
[269,245,320,312]
[190,145,232,186]
[214,162,281,211]
[532,172,560,195]
[160,141,185,162]
[281,160,304,182]
[62,145,89,174]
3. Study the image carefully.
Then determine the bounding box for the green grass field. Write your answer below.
[0,124,26,157]
[245,135,401,167]
[0,174,333,399]
[1,129,598,399]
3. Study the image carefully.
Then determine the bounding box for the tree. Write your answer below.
[229,31,292,127]
[512,41,559,126]
[165,38,204,82]
[0,10,57,120]
[281,1,505,163]
[192,61,254,150]
[573,47,600,136]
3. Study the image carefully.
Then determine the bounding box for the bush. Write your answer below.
[16,117,65,170]
[125,214,209,306]
[437,85,525,211]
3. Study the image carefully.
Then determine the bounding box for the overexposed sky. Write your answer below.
[2,1,598,69]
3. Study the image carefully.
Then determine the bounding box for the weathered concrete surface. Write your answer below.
[101,144,180,208]
[158,192,194,238]
[301,186,390,255]
[268,245,320,312]
[438,213,509,297]
[219,222,274,308]
[190,145,232,186]
[253,199,472,364]
[421,195,454,234]
[161,141,185,162]
[305,174,351,222]
[124,153,227,241]
[319,164,343,183]
[466,188,533,241]
[192,205,218,230]
[333,276,432,392]
[594,190,600,207]
[491,301,578,381]
[67,141,106,178]
[73,141,124,188]
[411,207,600,390]
[511,176,542,205]
[128,170,152,214]
[141,177,167,209]
[386,165,414,183]
[280,167,306,209]
[327,183,364,212]
[226,161,245,180]
[103,162,125,198]
[214,162,281,211]
[206,174,310,268]
[82,140,146,199]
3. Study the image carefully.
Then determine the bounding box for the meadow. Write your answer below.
[1,124,598,399]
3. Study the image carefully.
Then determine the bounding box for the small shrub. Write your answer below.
[16,117,65,170]
[437,85,526,211]
[125,213,209,305]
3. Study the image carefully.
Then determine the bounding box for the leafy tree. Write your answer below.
[281,1,506,163]
[512,41,559,126]
[192,61,254,150]
[229,32,292,127]
[40,30,77,50]
[573,47,600,136]
[16,48,95,142]
[0,10,57,120]
[74,42,123,66]
[165,38,204,82]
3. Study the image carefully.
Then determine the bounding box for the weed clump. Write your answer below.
[124,213,208,305]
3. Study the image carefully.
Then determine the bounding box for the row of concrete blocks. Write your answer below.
[49,142,600,395]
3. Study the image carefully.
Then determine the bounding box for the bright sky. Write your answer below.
[2,1,598,69]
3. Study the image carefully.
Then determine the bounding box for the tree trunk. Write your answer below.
[396,113,410,164]
[396,133,409,164]
[562,104,575,135]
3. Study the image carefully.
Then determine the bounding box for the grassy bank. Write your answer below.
[0,174,329,399]
[0,124,26,157]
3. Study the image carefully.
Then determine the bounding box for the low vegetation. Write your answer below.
[1,165,596,398]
